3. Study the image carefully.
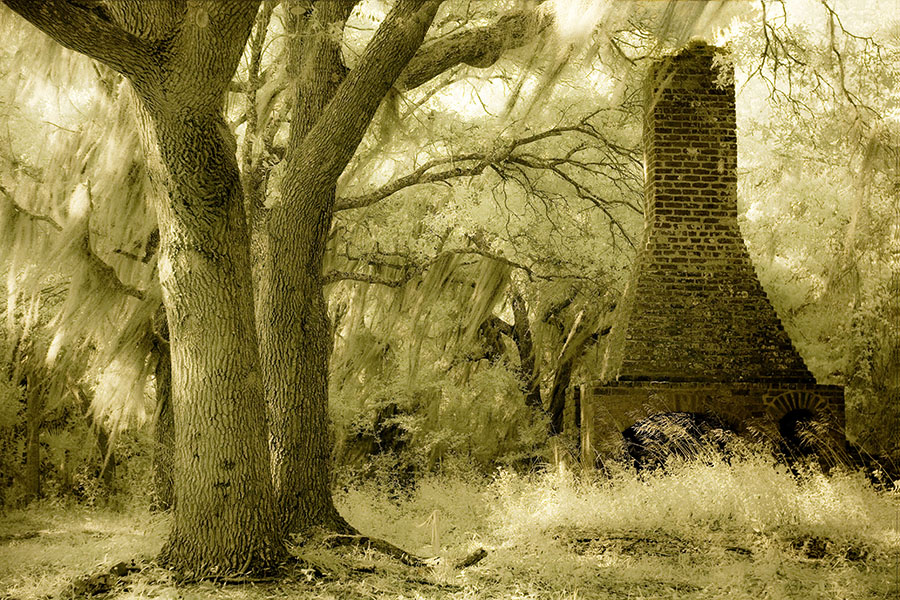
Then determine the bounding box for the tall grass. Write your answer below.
[336,440,899,598]
[489,454,897,548]
[1,440,896,599]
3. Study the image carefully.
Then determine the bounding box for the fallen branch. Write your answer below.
[323,534,425,567]
[0,531,41,543]
[323,533,488,571]
[454,547,488,569]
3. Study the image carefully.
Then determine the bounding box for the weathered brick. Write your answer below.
[581,41,845,462]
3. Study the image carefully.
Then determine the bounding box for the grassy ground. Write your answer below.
[1,453,898,599]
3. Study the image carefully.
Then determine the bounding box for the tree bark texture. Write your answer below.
[151,111,283,573]
[129,2,284,573]
[259,1,359,534]
[262,0,441,533]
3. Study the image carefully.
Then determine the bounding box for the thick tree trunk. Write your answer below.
[2,0,282,575]
[263,0,441,534]
[151,335,174,512]
[260,212,342,533]
[257,2,352,534]
[23,385,42,505]
[151,112,284,573]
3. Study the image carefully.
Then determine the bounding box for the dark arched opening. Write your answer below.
[778,408,817,455]
[622,412,737,470]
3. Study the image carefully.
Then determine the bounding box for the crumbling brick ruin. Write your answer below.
[581,42,845,461]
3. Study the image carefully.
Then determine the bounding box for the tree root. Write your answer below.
[66,560,143,597]
[60,538,485,597]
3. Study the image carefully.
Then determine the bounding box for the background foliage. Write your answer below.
[0,0,897,506]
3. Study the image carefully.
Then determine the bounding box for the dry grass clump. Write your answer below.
[490,454,895,545]
[477,447,899,597]
[331,441,898,597]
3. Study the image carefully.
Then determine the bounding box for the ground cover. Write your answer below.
[1,452,897,599]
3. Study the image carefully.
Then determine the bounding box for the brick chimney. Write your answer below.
[601,41,814,384]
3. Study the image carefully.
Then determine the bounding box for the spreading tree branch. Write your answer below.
[285,0,443,194]
[324,246,597,289]
[80,225,146,300]
[1,183,146,301]
[335,110,642,216]
[322,270,414,288]
[398,4,554,91]
[335,153,492,211]
[0,183,63,231]
[1,0,156,80]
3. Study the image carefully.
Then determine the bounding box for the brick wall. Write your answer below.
[601,41,814,384]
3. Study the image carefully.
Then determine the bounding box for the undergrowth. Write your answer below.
[336,446,900,598]
[1,447,898,599]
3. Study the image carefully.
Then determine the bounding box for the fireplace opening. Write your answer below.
[778,408,818,455]
[622,411,736,469]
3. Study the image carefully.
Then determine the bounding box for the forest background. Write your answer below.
[0,0,897,597]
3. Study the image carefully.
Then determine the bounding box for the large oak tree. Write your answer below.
[1,0,283,573]
[1,0,564,573]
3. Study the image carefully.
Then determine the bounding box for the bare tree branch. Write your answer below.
[335,154,492,211]
[112,228,159,264]
[0,183,63,231]
[335,111,642,215]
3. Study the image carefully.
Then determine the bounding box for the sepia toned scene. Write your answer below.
[0,1,897,598]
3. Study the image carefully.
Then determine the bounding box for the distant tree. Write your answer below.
[732,0,900,455]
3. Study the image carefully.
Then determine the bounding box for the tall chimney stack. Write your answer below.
[601,41,814,383]
[578,42,844,462]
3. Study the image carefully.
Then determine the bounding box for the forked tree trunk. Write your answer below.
[258,2,353,534]
[151,112,283,572]
[263,0,442,534]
